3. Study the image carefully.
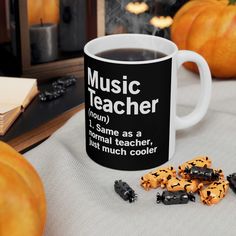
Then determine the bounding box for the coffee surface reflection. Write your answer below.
[96,48,166,61]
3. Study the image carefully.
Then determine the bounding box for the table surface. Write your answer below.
[25,68,236,236]
[0,77,85,152]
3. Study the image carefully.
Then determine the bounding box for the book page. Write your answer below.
[0,103,19,114]
[0,108,21,124]
[0,77,38,113]
[0,107,22,135]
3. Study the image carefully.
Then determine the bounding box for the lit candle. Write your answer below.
[27,0,59,25]
[30,21,58,64]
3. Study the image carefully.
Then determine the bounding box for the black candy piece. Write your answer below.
[227,173,236,194]
[114,180,137,203]
[185,166,220,181]
[156,190,195,205]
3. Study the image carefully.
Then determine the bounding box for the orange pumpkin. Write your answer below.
[171,0,236,78]
[0,141,46,236]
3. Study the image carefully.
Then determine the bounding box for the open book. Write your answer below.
[0,77,38,135]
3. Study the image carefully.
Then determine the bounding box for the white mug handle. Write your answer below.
[175,50,212,130]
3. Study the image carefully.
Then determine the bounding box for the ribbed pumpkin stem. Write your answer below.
[229,0,236,5]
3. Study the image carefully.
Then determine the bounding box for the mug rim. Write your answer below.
[84,34,178,65]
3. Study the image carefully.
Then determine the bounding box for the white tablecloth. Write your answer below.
[25,67,236,236]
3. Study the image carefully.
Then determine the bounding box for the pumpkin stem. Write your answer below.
[229,0,236,5]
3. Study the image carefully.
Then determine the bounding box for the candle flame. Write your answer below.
[150,16,173,29]
[125,2,149,15]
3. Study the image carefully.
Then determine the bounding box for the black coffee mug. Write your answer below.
[84,34,212,171]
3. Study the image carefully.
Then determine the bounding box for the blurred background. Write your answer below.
[0,0,188,80]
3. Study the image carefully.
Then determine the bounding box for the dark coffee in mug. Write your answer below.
[96,48,167,61]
